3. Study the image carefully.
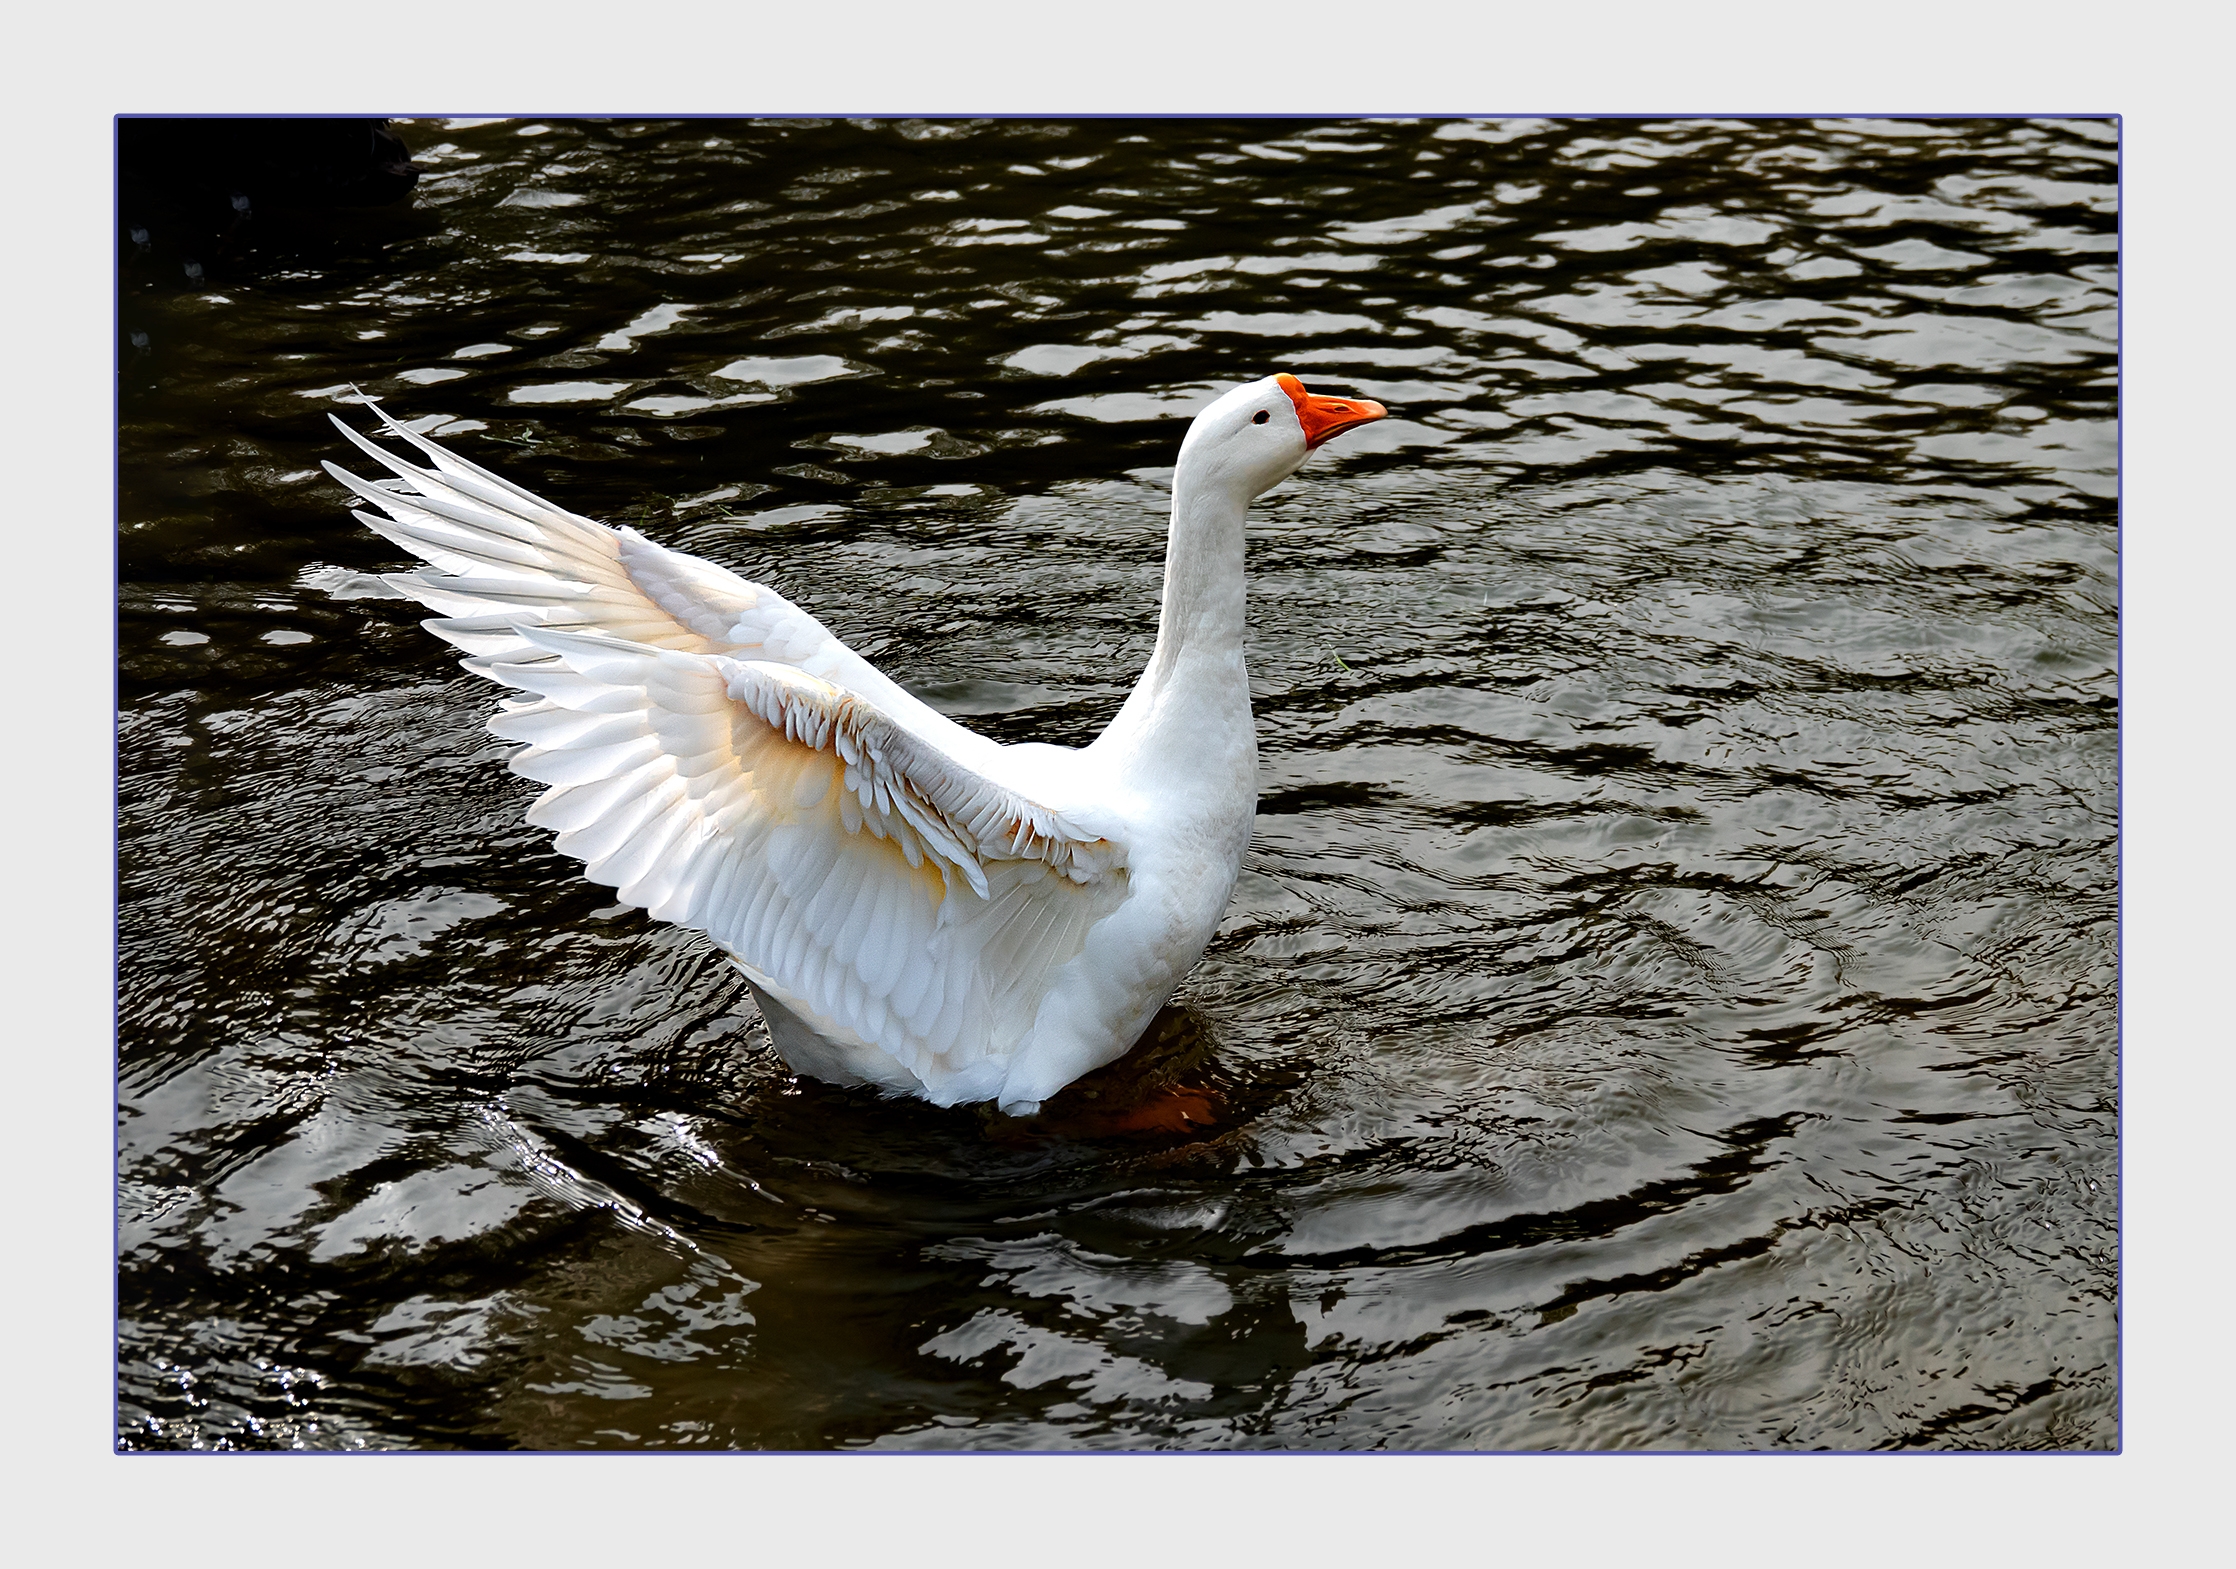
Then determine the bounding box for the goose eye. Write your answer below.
[1252,409,1269,424]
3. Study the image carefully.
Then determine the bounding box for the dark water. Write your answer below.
[116,116,2118,1451]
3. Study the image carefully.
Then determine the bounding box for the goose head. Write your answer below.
[1175,373,1388,503]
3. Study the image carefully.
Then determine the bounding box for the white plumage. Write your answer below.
[331,372,1385,1113]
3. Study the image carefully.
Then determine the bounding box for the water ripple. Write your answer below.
[118,115,2116,1452]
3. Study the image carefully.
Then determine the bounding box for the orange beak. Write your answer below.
[1277,373,1388,448]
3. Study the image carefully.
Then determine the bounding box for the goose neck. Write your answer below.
[1143,468,1249,688]
[1096,468,1256,783]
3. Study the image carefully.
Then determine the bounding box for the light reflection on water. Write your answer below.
[117,115,2116,1451]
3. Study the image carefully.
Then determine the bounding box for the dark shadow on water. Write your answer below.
[706,1003,1271,1191]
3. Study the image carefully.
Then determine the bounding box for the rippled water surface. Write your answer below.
[117,116,2119,1450]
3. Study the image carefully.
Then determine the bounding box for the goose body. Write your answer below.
[330,373,1386,1113]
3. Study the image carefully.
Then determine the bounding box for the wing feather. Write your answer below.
[471,628,1129,1100]
[334,412,1134,1104]
[329,411,998,763]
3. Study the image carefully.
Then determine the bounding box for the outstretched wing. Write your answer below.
[330,411,1128,1102]
[322,408,989,761]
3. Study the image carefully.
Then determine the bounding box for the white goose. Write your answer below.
[330,373,1386,1115]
